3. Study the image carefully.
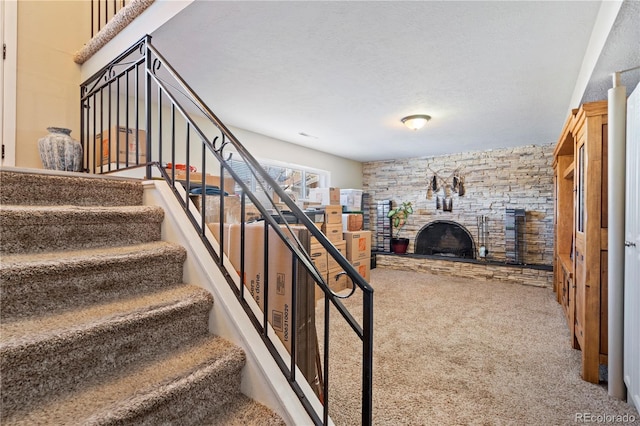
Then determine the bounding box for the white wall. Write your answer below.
[227,126,362,188]
[88,92,363,189]
[16,1,363,188]
[15,0,89,169]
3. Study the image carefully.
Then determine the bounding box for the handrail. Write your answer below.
[80,34,373,425]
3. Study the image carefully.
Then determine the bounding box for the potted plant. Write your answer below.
[387,201,413,254]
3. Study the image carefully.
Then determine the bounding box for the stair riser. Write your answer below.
[1,254,186,320]
[0,170,144,206]
[0,296,213,416]
[0,219,162,254]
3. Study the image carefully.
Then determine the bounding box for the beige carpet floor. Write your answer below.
[316,268,639,425]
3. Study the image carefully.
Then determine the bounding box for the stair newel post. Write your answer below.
[144,35,153,179]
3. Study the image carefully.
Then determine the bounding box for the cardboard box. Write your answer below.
[326,240,347,271]
[327,268,349,292]
[316,268,350,300]
[322,223,344,243]
[211,223,318,393]
[323,205,343,224]
[198,196,260,223]
[340,189,364,212]
[308,187,340,205]
[223,222,264,308]
[95,126,146,166]
[309,242,328,274]
[193,195,242,224]
[350,258,371,281]
[220,223,314,353]
[342,213,363,231]
[344,231,372,261]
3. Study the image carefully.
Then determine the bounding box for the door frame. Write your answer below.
[1,0,17,167]
[624,82,640,409]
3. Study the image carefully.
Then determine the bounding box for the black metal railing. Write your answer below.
[91,0,128,38]
[80,35,373,425]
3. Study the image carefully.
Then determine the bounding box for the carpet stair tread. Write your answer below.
[0,204,164,223]
[0,169,286,424]
[0,284,215,415]
[200,394,287,426]
[0,169,144,206]
[0,283,211,343]
[0,204,165,254]
[0,240,186,270]
[1,241,187,320]
[2,335,246,425]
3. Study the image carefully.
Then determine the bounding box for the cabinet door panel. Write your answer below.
[575,245,585,349]
[600,250,608,356]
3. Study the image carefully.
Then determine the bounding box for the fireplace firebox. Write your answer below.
[415,220,475,259]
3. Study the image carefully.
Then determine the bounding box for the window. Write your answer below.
[228,158,328,208]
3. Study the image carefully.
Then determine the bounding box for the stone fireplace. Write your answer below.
[363,143,555,266]
[415,220,475,259]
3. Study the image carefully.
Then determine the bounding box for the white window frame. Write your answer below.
[229,156,330,204]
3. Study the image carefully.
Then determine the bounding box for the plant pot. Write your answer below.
[391,238,410,254]
[38,127,83,172]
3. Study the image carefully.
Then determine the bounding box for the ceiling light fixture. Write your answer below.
[401,114,431,131]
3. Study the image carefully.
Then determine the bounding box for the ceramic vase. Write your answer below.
[38,127,83,172]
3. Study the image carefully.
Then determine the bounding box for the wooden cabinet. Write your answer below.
[553,100,608,383]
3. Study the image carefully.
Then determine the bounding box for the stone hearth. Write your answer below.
[375,253,553,288]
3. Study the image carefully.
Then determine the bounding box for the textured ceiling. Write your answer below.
[581,0,640,104]
[151,1,637,162]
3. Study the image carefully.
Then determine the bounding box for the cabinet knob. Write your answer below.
[625,241,637,247]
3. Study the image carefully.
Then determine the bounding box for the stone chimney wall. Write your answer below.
[363,143,555,265]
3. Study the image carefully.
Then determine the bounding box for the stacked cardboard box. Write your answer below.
[308,187,341,206]
[95,126,146,166]
[315,205,348,299]
[344,230,372,281]
[206,223,316,366]
[326,240,347,271]
[340,189,364,212]
[309,240,328,273]
[342,213,363,232]
[321,205,343,243]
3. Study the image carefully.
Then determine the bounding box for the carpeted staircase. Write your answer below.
[0,169,284,425]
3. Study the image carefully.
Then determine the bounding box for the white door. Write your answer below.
[624,82,640,409]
